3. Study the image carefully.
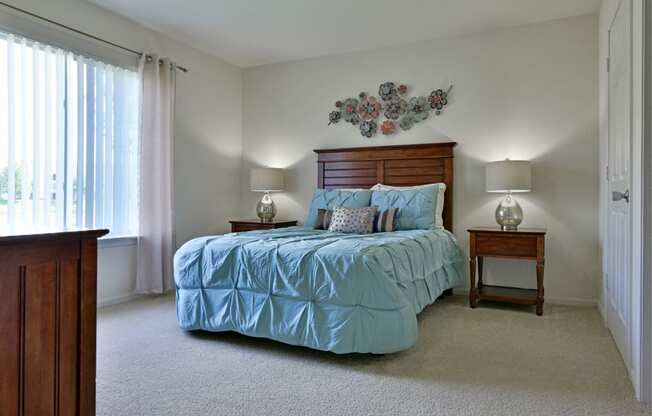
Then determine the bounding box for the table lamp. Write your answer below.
[486,159,531,230]
[250,167,285,222]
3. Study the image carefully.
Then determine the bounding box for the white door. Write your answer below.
[606,0,632,368]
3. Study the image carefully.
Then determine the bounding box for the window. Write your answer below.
[0,32,139,236]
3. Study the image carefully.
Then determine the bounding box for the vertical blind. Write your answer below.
[0,32,139,236]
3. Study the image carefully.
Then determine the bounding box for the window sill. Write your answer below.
[98,235,137,248]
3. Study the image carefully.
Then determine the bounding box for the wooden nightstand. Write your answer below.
[468,227,546,315]
[229,219,298,233]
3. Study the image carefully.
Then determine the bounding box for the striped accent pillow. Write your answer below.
[373,208,399,232]
[314,208,334,230]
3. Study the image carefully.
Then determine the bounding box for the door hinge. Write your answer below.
[606,165,609,181]
[607,57,610,72]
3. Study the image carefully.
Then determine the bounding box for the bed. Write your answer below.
[174,142,464,354]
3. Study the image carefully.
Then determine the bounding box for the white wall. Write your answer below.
[0,4,601,306]
[0,0,243,306]
[97,240,137,306]
[242,15,599,304]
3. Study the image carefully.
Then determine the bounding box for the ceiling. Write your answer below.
[88,0,601,68]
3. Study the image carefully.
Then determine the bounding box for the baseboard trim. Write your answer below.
[98,293,141,308]
[597,300,606,322]
[544,297,598,307]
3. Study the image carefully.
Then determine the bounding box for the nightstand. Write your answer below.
[229,219,298,233]
[468,227,546,315]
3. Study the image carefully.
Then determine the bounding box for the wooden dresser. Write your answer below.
[0,229,108,416]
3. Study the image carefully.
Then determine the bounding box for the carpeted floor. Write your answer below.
[97,295,650,416]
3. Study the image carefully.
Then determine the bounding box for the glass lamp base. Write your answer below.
[500,224,519,231]
[256,192,277,222]
[495,193,523,231]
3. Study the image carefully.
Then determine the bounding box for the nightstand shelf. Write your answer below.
[468,227,546,315]
[477,285,538,305]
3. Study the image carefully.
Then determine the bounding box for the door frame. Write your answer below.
[602,0,650,402]
[627,0,646,401]
[606,0,634,369]
[641,0,651,403]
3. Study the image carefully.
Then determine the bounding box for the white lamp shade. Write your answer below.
[486,160,531,193]
[250,168,285,192]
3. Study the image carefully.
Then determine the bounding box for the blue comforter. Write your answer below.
[174,227,464,354]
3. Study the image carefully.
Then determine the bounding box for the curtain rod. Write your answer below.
[0,1,189,73]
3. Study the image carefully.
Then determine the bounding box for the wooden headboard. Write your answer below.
[314,142,457,231]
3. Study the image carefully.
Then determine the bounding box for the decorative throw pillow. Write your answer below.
[373,208,399,232]
[314,208,334,230]
[370,184,439,230]
[305,189,373,228]
[328,206,377,234]
[371,182,446,229]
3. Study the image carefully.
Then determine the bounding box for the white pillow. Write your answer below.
[371,182,446,229]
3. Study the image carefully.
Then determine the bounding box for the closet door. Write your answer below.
[606,0,633,370]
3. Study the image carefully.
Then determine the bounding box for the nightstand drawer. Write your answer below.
[232,223,273,232]
[475,233,538,258]
[230,220,298,233]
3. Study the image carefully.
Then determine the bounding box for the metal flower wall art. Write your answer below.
[328,82,453,138]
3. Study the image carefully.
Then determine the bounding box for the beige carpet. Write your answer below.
[97,295,650,416]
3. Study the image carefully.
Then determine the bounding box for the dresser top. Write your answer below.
[0,228,110,245]
[468,226,546,235]
[229,219,298,225]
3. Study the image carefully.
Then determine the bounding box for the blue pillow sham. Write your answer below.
[305,189,373,227]
[370,184,441,230]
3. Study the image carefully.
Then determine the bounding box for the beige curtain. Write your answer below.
[136,54,176,294]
